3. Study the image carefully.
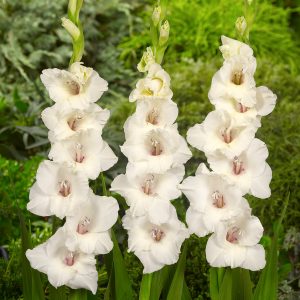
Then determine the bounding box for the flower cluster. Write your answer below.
[180,36,276,271]
[26,62,119,293]
[111,56,191,273]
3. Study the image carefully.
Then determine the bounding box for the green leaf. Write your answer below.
[49,285,67,300]
[19,210,45,300]
[182,279,192,300]
[231,268,253,300]
[166,242,188,300]
[111,231,134,300]
[139,273,153,300]
[253,194,289,300]
[209,268,219,300]
[150,266,172,300]
[69,289,87,300]
[219,269,232,300]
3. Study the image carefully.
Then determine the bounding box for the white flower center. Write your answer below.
[77,216,91,234]
[236,102,248,113]
[146,108,159,125]
[67,113,83,131]
[151,227,165,242]
[221,127,233,144]
[59,180,71,197]
[231,69,244,85]
[64,251,75,266]
[233,156,244,175]
[65,79,81,95]
[226,226,241,244]
[212,191,225,208]
[142,175,155,195]
[74,143,85,163]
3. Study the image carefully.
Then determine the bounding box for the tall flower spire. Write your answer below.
[180,24,276,270]
[26,0,119,294]
[111,1,191,273]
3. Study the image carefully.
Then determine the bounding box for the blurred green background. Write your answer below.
[0,0,299,298]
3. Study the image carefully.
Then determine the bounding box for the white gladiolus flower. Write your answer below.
[180,163,250,236]
[40,62,108,109]
[187,110,257,157]
[207,138,272,198]
[120,125,191,174]
[26,228,98,294]
[206,213,266,271]
[42,103,110,141]
[124,98,178,139]
[49,130,117,179]
[64,191,119,254]
[129,63,173,102]
[208,56,257,107]
[111,164,184,224]
[208,86,276,126]
[219,35,253,60]
[123,207,189,273]
[27,160,89,219]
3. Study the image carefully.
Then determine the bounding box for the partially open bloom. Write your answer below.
[206,213,266,271]
[208,56,257,107]
[41,62,108,109]
[42,103,110,141]
[123,207,189,273]
[27,160,89,219]
[64,191,119,254]
[129,63,173,102]
[111,164,184,224]
[124,98,178,138]
[26,228,98,294]
[207,138,272,198]
[49,129,117,179]
[210,86,276,126]
[121,126,191,174]
[187,110,257,157]
[180,163,250,236]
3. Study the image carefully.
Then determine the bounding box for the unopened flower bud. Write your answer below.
[235,16,247,36]
[137,47,155,72]
[62,17,80,41]
[158,20,169,46]
[152,6,161,27]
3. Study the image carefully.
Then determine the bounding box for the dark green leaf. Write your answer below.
[139,273,152,300]
[219,269,232,300]
[49,285,67,300]
[150,266,172,300]
[209,268,219,300]
[69,289,87,300]
[231,268,252,300]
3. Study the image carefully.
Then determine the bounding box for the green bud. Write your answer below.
[62,17,80,41]
[152,6,161,27]
[68,0,77,21]
[158,20,169,46]
[137,47,155,72]
[247,0,253,5]
[235,16,247,36]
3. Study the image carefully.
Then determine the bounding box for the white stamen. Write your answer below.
[64,251,75,266]
[212,191,225,208]
[151,227,165,242]
[77,216,91,234]
[233,156,244,175]
[75,143,85,163]
[59,180,71,197]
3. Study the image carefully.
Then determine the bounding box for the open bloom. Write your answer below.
[27,160,89,219]
[26,228,98,294]
[111,164,184,224]
[64,191,118,254]
[40,62,108,109]
[49,129,117,179]
[209,86,277,126]
[123,207,189,273]
[208,55,257,108]
[207,138,272,198]
[187,110,257,157]
[206,213,266,271]
[124,98,178,139]
[180,163,250,236]
[121,125,191,174]
[129,63,173,102]
[42,103,110,141]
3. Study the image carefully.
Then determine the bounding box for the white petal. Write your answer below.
[250,163,272,199]
[242,244,266,271]
[186,207,210,237]
[256,86,277,116]
[239,216,264,246]
[136,251,165,274]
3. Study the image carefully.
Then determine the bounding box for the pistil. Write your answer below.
[146,108,159,125]
[75,143,85,163]
[221,127,232,143]
[59,180,71,197]
[142,175,155,195]
[226,226,241,244]
[67,113,83,131]
[151,227,165,242]
[150,138,162,156]
[64,251,75,266]
[233,156,244,175]
[212,191,225,208]
[77,216,91,234]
